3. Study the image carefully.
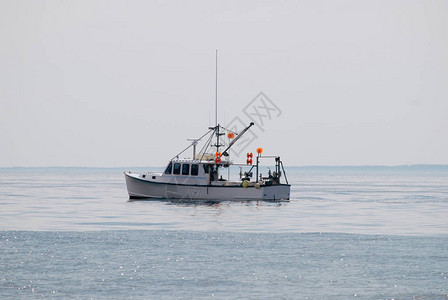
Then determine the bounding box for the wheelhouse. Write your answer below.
[164,161,202,177]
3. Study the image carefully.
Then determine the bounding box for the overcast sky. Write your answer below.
[1,0,447,167]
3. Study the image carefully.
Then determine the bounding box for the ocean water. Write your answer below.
[1,166,447,298]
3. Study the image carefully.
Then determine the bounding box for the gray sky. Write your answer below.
[1,0,447,167]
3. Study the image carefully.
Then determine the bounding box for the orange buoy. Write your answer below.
[227,132,235,139]
[249,152,253,158]
[256,147,263,154]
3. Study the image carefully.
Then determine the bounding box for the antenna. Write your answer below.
[215,49,218,128]
[214,49,221,154]
[187,138,200,159]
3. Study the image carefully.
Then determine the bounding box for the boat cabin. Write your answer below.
[161,159,224,185]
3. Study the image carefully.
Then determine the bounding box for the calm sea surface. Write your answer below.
[1,166,447,298]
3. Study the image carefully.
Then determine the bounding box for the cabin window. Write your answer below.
[203,164,209,174]
[182,164,190,175]
[173,163,181,175]
[164,162,172,174]
[191,164,199,176]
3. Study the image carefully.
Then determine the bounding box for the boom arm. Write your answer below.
[222,122,254,156]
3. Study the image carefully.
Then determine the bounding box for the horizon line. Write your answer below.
[1,164,448,169]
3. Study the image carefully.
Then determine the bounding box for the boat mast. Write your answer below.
[215,49,218,131]
[214,49,221,154]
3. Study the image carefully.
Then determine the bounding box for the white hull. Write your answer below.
[125,171,290,201]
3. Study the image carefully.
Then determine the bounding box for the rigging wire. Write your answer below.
[170,128,213,161]
[198,128,216,160]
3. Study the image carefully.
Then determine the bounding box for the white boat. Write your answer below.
[124,51,290,201]
[124,122,290,201]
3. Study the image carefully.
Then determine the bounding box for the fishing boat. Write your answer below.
[124,124,290,201]
[124,52,290,201]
